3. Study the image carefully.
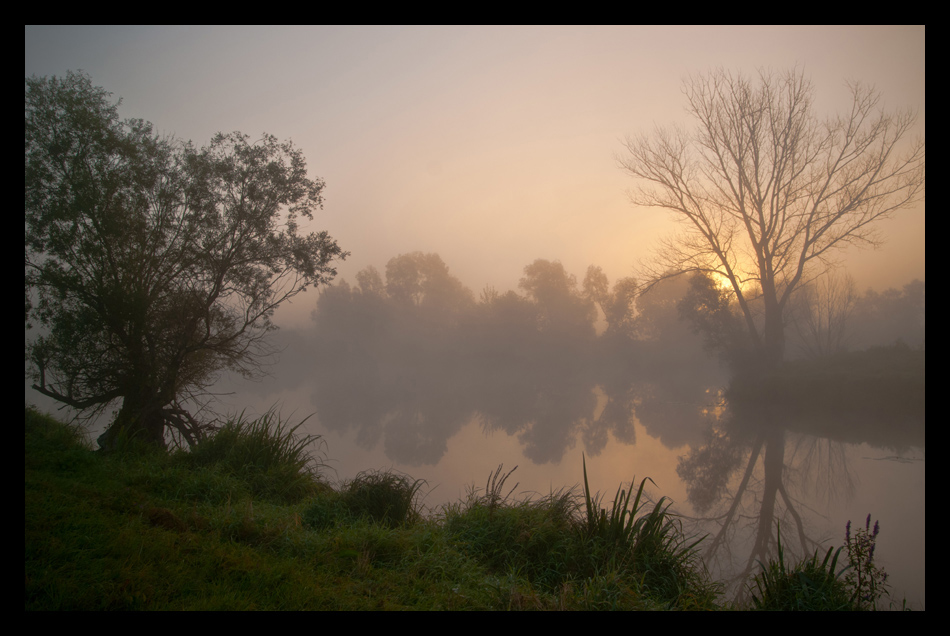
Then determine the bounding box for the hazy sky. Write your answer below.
[25,25,925,329]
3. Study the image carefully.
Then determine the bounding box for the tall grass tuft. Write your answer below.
[442,465,584,592]
[481,464,519,517]
[340,469,427,528]
[749,521,851,611]
[181,409,326,503]
[580,453,712,605]
[581,453,652,553]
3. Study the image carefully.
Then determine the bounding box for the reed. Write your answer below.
[581,453,651,553]
[482,463,519,517]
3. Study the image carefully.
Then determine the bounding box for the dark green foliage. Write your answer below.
[748,518,905,611]
[24,407,791,610]
[442,470,584,592]
[25,405,97,473]
[749,522,851,610]
[440,460,718,607]
[26,405,92,453]
[339,469,427,528]
[580,454,713,605]
[178,410,325,503]
[301,491,347,530]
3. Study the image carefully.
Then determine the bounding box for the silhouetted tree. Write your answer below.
[25,71,346,450]
[620,67,924,369]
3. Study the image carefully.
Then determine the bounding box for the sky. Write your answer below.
[25,25,925,331]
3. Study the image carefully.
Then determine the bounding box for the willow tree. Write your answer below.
[26,71,347,450]
[620,67,924,368]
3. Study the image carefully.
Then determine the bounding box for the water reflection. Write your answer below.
[301,324,923,605]
[308,329,724,467]
[676,348,924,601]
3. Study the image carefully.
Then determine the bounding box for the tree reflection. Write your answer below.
[678,345,924,599]
[308,257,721,466]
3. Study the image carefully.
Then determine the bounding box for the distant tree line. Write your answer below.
[312,251,923,382]
[305,250,923,464]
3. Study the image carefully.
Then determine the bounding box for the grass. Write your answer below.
[25,405,908,610]
[748,522,851,611]
[746,518,908,611]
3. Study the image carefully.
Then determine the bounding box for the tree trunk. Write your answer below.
[760,278,786,368]
[97,391,168,452]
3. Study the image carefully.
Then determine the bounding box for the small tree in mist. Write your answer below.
[790,271,858,359]
[583,265,638,339]
[25,71,347,450]
[848,279,925,350]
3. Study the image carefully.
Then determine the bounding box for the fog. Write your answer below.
[25,26,924,607]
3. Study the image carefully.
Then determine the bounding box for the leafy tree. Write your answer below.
[519,259,596,341]
[620,67,924,368]
[25,71,347,450]
[582,265,638,338]
[384,252,474,328]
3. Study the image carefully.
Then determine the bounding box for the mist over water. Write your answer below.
[207,254,925,607]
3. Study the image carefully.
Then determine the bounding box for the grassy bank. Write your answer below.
[25,406,897,610]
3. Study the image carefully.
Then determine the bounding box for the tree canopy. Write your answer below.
[25,71,347,450]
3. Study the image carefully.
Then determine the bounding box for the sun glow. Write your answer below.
[710,271,742,295]
[710,265,759,297]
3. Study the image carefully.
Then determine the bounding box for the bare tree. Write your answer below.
[619,67,924,368]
